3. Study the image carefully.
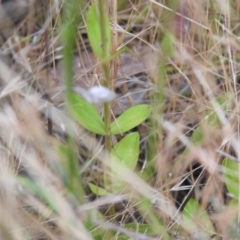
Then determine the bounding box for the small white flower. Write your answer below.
[88,86,116,103]
[75,86,117,104]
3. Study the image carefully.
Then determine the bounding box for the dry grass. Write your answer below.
[0,0,240,239]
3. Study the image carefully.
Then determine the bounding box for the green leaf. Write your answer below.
[222,158,239,200]
[182,198,215,237]
[112,132,139,171]
[69,93,105,135]
[88,183,110,196]
[110,105,152,135]
[111,132,139,192]
[86,3,111,60]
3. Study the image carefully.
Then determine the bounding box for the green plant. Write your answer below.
[2,0,240,239]
[67,2,152,198]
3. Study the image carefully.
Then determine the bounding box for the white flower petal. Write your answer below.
[74,86,117,104]
[88,86,116,103]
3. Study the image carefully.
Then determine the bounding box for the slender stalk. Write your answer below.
[99,0,115,216]
[99,0,111,151]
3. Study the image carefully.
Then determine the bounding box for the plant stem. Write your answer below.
[99,0,111,151]
[98,0,115,217]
